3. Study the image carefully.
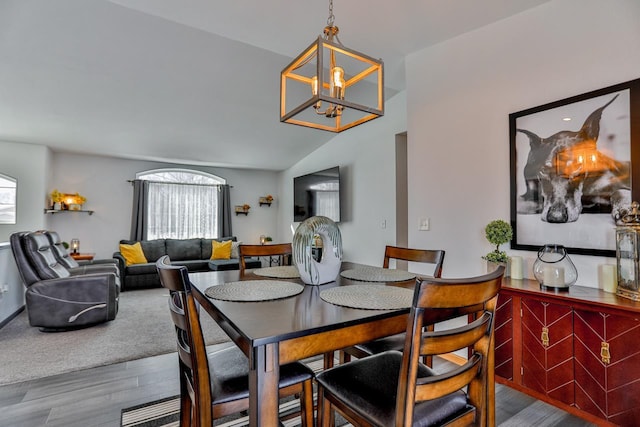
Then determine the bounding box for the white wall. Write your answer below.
[48,153,280,258]
[405,0,640,287]
[0,140,50,242]
[278,92,407,267]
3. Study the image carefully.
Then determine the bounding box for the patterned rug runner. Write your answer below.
[120,358,351,427]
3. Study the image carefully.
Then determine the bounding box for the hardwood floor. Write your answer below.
[0,342,595,427]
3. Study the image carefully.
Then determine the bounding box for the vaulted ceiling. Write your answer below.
[0,0,550,170]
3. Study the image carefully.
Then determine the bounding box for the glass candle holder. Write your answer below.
[533,244,577,291]
[70,238,80,254]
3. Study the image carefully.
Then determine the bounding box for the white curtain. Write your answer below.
[147,182,218,239]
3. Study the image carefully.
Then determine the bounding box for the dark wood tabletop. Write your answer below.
[189,262,493,426]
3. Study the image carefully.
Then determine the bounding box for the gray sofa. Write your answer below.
[113,237,261,291]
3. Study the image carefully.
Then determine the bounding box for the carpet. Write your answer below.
[0,287,231,385]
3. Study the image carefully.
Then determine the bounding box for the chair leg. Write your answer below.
[299,379,315,427]
[339,351,351,364]
[323,351,335,369]
[180,394,192,427]
[317,387,336,427]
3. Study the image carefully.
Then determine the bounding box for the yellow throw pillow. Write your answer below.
[211,240,232,260]
[119,242,148,266]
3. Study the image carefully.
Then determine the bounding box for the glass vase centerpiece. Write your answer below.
[533,244,578,291]
[293,216,342,285]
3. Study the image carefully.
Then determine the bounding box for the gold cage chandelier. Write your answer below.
[280,0,384,133]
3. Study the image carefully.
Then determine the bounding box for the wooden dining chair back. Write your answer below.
[336,245,446,368]
[239,243,292,271]
[316,266,505,427]
[156,255,314,427]
[383,245,445,278]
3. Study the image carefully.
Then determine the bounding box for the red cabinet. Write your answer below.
[521,298,574,406]
[494,293,514,380]
[496,279,640,426]
[574,309,640,425]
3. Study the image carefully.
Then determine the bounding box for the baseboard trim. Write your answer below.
[0,305,25,330]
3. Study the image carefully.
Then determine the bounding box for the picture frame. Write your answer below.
[510,78,640,257]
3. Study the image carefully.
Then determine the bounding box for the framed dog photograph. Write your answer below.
[510,78,640,257]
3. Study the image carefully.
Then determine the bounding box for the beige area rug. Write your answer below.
[0,288,231,385]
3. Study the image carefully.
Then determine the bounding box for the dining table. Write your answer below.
[189,261,495,427]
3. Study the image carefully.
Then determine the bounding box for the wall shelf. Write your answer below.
[259,196,274,207]
[44,209,94,215]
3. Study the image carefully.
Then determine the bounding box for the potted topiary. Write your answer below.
[482,219,513,273]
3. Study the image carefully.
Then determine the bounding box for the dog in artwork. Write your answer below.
[517,95,631,223]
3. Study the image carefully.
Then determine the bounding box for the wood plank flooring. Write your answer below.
[0,342,596,427]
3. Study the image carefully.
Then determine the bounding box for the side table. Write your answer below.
[70,253,95,261]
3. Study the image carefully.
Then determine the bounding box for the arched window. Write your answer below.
[137,169,227,240]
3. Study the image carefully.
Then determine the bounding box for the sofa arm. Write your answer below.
[78,258,118,266]
[112,252,127,285]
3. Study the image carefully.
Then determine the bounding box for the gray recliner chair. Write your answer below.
[10,231,119,331]
[43,230,120,277]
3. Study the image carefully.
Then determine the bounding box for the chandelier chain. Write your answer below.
[327,0,335,27]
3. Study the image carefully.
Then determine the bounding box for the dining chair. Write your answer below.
[239,243,293,271]
[316,266,505,427]
[155,255,314,427]
[336,246,445,368]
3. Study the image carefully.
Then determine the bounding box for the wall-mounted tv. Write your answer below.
[294,166,341,222]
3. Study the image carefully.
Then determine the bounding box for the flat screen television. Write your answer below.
[293,166,341,222]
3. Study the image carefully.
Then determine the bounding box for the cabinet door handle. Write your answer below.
[601,342,611,364]
[541,327,549,347]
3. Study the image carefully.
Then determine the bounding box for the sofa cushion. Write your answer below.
[201,236,236,259]
[209,259,240,271]
[230,241,242,259]
[166,238,202,261]
[175,260,211,271]
[139,239,166,262]
[209,258,260,271]
[211,240,232,260]
[119,242,148,266]
[125,262,158,276]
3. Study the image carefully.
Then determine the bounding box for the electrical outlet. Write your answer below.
[380,219,386,229]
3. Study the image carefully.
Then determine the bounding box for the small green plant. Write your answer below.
[482,219,513,264]
[264,236,273,242]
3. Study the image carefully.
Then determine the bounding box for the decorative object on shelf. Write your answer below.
[50,189,63,210]
[532,244,578,291]
[259,195,274,206]
[615,201,640,300]
[280,0,383,133]
[292,215,342,285]
[235,204,251,215]
[63,192,86,210]
[70,238,80,254]
[482,219,513,276]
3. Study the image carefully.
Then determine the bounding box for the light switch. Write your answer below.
[419,217,430,231]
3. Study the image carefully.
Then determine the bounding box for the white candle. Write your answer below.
[543,266,565,286]
[600,265,617,293]
[510,256,523,280]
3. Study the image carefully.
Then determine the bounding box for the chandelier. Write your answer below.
[280,0,384,132]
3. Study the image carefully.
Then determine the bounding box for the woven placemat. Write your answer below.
[340,266,416,282]
[205,280,304,302]
[320,284,414,310]
[253,266,300,279]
